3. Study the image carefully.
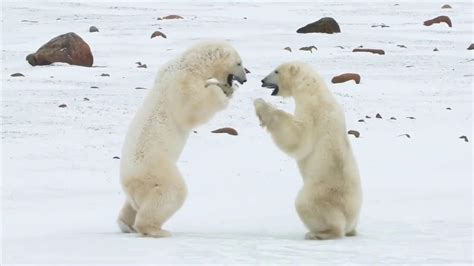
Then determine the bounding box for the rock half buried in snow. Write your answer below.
[331,73,361,84]
[151,30,167,39]
[467,44,474,50]
[353,48,385,55]
[157,15,183,20]
[347,130,360,138]
[423,16,452,27]
[211,127,238,136]
[10,72,25,77]
[89,26,99,32]
[26,32,93,67]
[296,17,340,34]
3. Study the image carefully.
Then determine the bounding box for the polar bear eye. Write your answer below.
[237,63,241,66]
[274,70,279,74]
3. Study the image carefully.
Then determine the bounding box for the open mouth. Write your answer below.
[227,74,245,86]
[262,83,279,96]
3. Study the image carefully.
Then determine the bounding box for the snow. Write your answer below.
[1,1,473,264]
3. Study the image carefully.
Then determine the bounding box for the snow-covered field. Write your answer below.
[1,1,473,264]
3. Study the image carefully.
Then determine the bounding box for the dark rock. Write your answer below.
[399,134,411,138]
[299,45,318,53]
[113,156,120,159]
[459,136,469,142]
[211,127,238,136]
[26,32,93,67]
[390,117,397,120]
[58,104,67,108]
[284,46,292,52]
[10,72,24,77]
[296,17,341,34]
[348,130,360,138]
[331,73,361,84]
[433,48,439,51]
[135,87,147,90]
[358,119,365,122]
[137,64,147,68]
[89,26,99,32]
[151,30,167,39]
[441,4,452,9]
[365,115,371,119]
[397,44,407,48]
[90,86,99,89]
[371,24,390,28]
[467,44,474,50]
[353,48,385,55]
[244,68,251,74]
[157,15,183,20]
[83,97,90,101]
[376,113,382,119]
[406,116,416,120]
[100,73,110,77]
[446,107,452,110]
[423,16,452,27]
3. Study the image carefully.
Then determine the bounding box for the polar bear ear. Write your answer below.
[289,65,300,75]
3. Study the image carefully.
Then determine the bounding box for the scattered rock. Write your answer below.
[299,45,318,53]
[467,44,474,50]
[157,15,183,20]
[245,68,251,74]
[376,113,382,119]
[423,15,452,27]
[243,17,247,20]
[137,64,147,68]
[441,4,452,9]
[296,17,341,34]
[151,30,167,39]
[446,107,452,110]
[353,48,385,55]
[90,86,99,89]
[193,130,197,133]
[406,116,416,120]
[397,44,407,48]
[83,97,90,101]
[58,104,67,108]
[135,87,147,90]
[358,119,365,122]
[365,115,371,119]
[26,32,94,67]
[390,117,397,120]
[347,130,360,138]
[211,127,238,136]
[459,136,469,142]
[371,23,390,28]
[284,46,292,52]
[21,20,38,23]
[399,134,411,138]
[113,156,120,159]
[433,48,439,51]
[331,73,361,84]
[100,73,110,77]
[89,26,99,32]
[10,72,24,77]
[335,46,345,49]
[406,65,414,68]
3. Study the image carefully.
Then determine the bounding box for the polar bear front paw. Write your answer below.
[254,98,273,127]
[205,78,234,97]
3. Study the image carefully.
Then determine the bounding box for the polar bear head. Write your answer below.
[261,61,313,97]
[182,41,247,86]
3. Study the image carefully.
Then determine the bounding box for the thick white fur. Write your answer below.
[118,41,245,237]
[254,61,362,240]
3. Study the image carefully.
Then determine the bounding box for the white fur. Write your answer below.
[255,61,362,240]
[118,41,245,237]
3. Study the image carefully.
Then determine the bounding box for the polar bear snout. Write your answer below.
[261,79,279,96]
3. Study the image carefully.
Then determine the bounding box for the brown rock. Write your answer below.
[26,32,93,67]
[441,4,452,8]
[353,48,385,55]
[433,48,439,51]
[331,73,361,84]
[158,15,183,20]
[284,46,292,52]
[348,130,360,138]
[467,44,474,50]
[89,26,99,32]
[296,17,341,34]
[211,127,238,136]
[423,16,452,27]
[10,72,24,77]
[151,30,167,39]
[299,45,318,53]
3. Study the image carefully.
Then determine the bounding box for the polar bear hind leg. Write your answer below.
[117,200,137,233]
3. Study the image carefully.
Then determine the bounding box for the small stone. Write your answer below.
[433,48,439,51]
[376,113,382,119]
[137,64,147,68]
[299,45,318,53]
[397,44,407,48]
[399,134,411,138]
[89,26,99,32]
[211,127,238,136]
[353,48,385,55]
[58,104,67,108]
[335,46,345,49]
[371,24,390,28]
[406,116,416,120]
[423,15,452,27]
[100,73,110,77]
[441,4,452,9]
[365,115,371,119]
[467,44,474,50]
[390,117,397,120]
[90,86,99,89]
[83,97,90,101]
[297,17,341,34]
[347,130,360,138]
[446,107,452,110]
[157,15,184,20]
[10,73,24,77]
[151,30,167,39]
[284,46,292,52]
[113,156,120,159]
[459,136,469,142]
[135,87,147,90]
[245,68,251,74]
[193,130,197,133]
[331,73,361,84]
[358,119,365,122]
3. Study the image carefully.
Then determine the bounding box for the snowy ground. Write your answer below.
[1,1,473,264]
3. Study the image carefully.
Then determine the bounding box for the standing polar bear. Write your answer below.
[254,61,362,240]
[118,41,247,237]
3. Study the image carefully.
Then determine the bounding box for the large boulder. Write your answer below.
[297,17,341,34]
[26,32,94,67]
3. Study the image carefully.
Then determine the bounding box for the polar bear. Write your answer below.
[254,61,362,240]
[118,41,247,237]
